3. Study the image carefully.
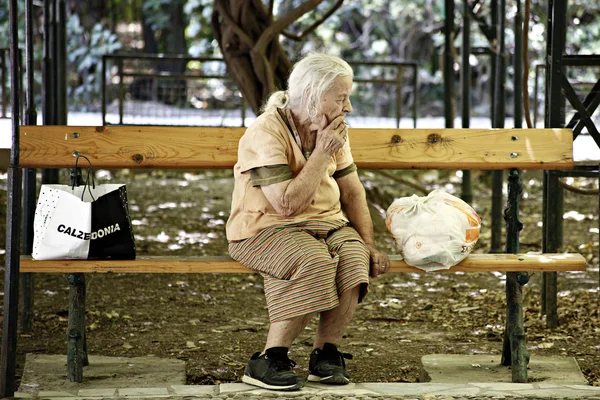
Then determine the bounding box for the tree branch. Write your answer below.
[559,178,599,196]
[214,1,255,49]
[254,0,326,54]
[467,0,495,45]
[268,0,274,20]
[280,0,344,41]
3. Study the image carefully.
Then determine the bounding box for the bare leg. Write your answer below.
[313,285,361,349]
[264,313,313,352]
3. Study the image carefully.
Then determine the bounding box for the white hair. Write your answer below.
[261,53,353,114]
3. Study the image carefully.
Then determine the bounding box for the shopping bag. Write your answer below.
[32,165,136,260]
[385,189,481,271]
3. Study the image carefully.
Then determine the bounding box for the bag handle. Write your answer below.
[73,154,96,201]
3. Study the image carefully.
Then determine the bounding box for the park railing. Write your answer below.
[534,63,600,130]
[101,53,418,128]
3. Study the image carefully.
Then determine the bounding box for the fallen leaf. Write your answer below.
[538,342,554,349]
[455,306,480,313]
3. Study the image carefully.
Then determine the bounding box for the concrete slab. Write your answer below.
[14,393,34,399]
[117,388,169,397]
[361,382,464,396]
[18,354,186,395]
[169,385,217,396]
[37,392,76,397]
[76,388,117,397]
[421,354,588,385]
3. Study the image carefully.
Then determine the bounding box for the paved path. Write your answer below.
[16,382,600,399]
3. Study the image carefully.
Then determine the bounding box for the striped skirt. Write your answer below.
[228,219,370,323]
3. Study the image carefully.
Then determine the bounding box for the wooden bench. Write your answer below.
[17,125,587,383]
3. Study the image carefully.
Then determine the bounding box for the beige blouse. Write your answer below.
[226,108,355,241]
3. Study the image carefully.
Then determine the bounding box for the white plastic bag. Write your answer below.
[385,189,481,271]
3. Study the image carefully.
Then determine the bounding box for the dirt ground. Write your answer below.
[1,169,599,387]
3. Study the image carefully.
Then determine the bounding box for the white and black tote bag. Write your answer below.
[32,182,136,260]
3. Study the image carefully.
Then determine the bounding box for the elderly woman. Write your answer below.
[226,53,390,391]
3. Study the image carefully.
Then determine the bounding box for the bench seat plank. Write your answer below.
[19,126,574,170]
[20,253,586,273]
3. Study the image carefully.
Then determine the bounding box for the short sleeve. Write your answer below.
[333,163,357,179]
[237,119,290,173]
[250,165,293,187]
[335,134,355,171]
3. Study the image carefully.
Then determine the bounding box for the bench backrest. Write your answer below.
[19,126,574,170]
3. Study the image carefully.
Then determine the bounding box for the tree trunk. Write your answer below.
[212,0,292,114]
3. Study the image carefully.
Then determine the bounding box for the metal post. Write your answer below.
[461,0,471,129]
[500,169,529,382]
[1,50,6,118]
[490,0,498,125]
[118,58,124,124]
[412,64,418,128]
[21,0,38,334]
[396,64,403,128]
[543,0,568,328]
[543,171,561,328]
[43,0,52,125]
[514,0,523,128]
[490,0,506,254]
[102,55,107,125]
[461,0,473,204]
[67,273,87,382]
[494,0,507,126]
[50,0,57,122]
[1,0,23,395]
[42,0,59,184]
[56,0,67,125]
[19,49,24,123]
[533,64,543,127]
[241,96,246,127]
[444,0,455,129]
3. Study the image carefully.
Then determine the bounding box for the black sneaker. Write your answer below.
[242,347,304,391]
[308,342,353,384]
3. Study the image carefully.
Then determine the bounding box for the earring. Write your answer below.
[307,104,317,119]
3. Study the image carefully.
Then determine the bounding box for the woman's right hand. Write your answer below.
[312,115,347,156]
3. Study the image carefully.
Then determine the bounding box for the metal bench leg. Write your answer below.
[501,169,530,382]
[67,273,88,382]
[502,272,530,382]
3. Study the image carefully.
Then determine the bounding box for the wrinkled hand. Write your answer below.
[366,245,390,278]
[311,115,348,156]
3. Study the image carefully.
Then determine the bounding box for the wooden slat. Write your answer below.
[19,126,574,170]
[19,253,586,273]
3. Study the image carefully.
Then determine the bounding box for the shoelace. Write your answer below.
[265,355,297,371]
[320,350,353,367]
[335,351,353,367]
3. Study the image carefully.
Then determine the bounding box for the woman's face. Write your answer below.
[317,75,353,124]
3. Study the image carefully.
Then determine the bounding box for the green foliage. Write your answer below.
[67,14,122,111]
[143,0,174,31]
[184,0,217,56]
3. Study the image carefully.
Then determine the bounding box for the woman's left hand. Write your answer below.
[366,245,390,278]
